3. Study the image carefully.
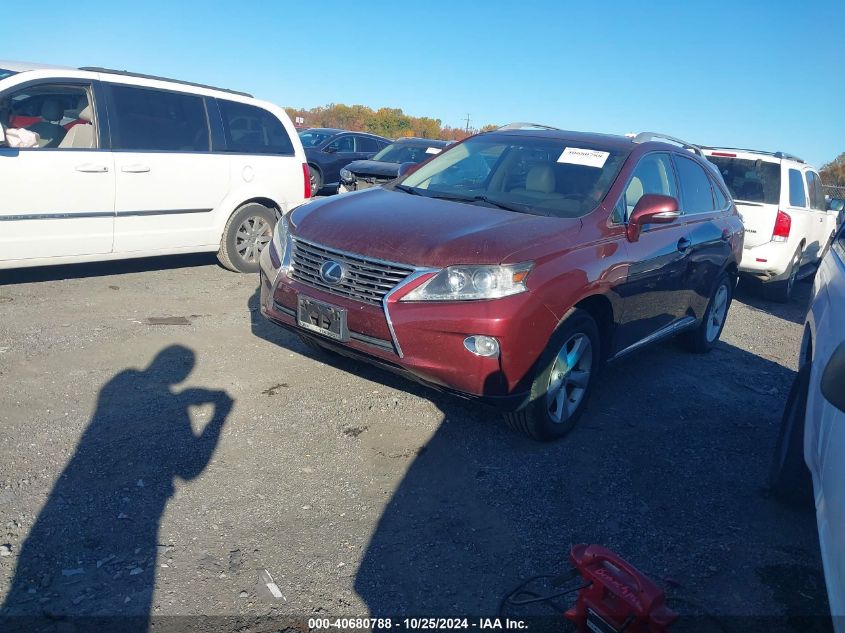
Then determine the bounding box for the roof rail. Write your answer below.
[701,146,804,164]
[79,67,253,98]
[633,132,703,156]
[496,122,561,132]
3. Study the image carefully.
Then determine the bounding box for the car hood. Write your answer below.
[345,160,401,178]
[289,187,582,267]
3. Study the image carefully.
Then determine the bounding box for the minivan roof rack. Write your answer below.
[79,67,253,98]
[496,122,562,131]
[633,132,703,156]
[701,146,804,163]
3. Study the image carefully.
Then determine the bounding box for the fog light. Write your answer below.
[464,335,499,357]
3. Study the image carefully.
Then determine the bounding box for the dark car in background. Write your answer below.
[299,128,390,194]
[338,138,451,192]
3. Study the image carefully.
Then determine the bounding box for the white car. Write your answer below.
[770,224,845,628]
[704,148,838,302]
[0,61,310,272]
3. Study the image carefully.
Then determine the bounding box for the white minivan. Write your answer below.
[0,61,311,272]
[703,147,838,301]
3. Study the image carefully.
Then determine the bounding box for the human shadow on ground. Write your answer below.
[0,345,232,633]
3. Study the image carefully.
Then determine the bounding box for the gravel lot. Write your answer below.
[0,254,833,632]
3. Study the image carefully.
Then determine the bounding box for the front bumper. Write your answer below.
[738,240,794,281]
[258,251,554,409]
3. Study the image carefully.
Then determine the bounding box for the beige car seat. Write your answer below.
[58,106,95,149]
[27,99,67,148]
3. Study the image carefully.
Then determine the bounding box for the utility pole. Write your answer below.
[463,113,471,134]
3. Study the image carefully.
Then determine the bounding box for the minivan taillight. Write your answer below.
[302,163,312,199]
[772,210,791,242]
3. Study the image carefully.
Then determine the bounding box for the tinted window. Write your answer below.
[623,153,678,219]
[806,172,825,210]
[356,136,378,153]
[218,100,294,155]
[788,169,807,207]
[705,156,780,205]
[0,68,18,80]
[675,156,716,213]
[711,176,729,209]
[327,135,354,152]
[299,130,332,147]
[109,84,208,152]
[372,142,437,164]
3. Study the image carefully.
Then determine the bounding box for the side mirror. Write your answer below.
[397,162,419,178]
[821,341,845,413]
[626,194,680,242]
[0,122,6,147]
[323,145,337,154]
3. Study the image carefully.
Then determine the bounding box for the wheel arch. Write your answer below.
[573,293,615,362]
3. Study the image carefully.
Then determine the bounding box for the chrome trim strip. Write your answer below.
[349,331,394,351]
[116,208,212,217]
[382,269,437,358]
[0,211,113,221]
[610,316,696,361]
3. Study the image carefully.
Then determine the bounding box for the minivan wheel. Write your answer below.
[680,273,732,353]
[503,309,599,441]
[309,165,322,195]
[764,248,801,303]
[218,203,277,273]
[768,363,813,506]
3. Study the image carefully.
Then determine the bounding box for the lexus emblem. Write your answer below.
[319,260,345,285]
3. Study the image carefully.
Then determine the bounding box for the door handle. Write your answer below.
[120,164,150,173]
[75,163,109,173]
[677,237,692,253]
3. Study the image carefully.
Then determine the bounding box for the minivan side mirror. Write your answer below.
[821,341,845,413]
[397,162,419,178]
[626,194,680,242]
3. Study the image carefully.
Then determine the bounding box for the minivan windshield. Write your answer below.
[298,131,333,147]
[0,68,16,80]
[372,142,440,164]
[395,135,629,217]
[706,156,781,205]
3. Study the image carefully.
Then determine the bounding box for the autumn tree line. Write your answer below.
[821,153,845,188]
[284,103,497,141]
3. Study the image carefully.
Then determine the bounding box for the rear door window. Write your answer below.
[218,100,294,155]
[675,156,716,214]
[355,136,378,153]
[788,169,807,207]
[108,84,209,152]
[705,155,780,204]
[806,171,825,210]
[327,135,355,153]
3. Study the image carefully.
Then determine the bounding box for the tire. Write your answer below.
[768,363,813,506]
[218,203,277,273]
[308,165,322,195]
[503,309,600,441]
[680,273,733,353]
[763,247,801,303]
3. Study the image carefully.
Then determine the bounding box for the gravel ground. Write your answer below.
[0,255,832,632]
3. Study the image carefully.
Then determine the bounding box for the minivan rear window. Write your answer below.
[706,156,780,205]
[218,100,294,155]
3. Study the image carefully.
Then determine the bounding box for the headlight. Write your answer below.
[401,263,532,301]
[340,168,354,183]
[269,215,290,270]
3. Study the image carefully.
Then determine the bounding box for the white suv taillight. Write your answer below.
[302,163,312,199]
[772,210,791,242]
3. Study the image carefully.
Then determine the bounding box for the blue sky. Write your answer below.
[5,0,844,166]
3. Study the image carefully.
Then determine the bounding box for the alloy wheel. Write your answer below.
[235,216,271,264]
[546,333,593,424]
[706,283,729,342]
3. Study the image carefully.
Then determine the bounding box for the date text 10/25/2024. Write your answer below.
[308,618,529,630]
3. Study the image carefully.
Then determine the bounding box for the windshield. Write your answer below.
[0,68,17,80]
[372,143,443,164]
[298,131,332,148]
[706,156,781,204]
[395,136,629,217]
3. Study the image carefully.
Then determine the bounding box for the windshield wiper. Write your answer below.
[394,184,422,196]
[430,192,529,214]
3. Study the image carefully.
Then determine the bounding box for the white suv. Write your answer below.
[704,147,838,301]
[0,61,311,272]
[770,224,845,629]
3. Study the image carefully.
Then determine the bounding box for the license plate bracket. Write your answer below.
[297,296,348,341]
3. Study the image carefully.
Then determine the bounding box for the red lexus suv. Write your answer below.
[258,125,744,440]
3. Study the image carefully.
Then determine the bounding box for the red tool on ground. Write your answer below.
[565,544,678,632]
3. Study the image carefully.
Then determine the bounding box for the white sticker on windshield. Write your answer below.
[425,147,442,154]
[557,147,609,168]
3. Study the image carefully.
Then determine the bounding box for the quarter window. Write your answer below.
[710,176,729,209]
[788,169,807,207]
[218,100,294,155]
[675,156,716,214]
[622,153,678,219]
[108,84,209,152]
